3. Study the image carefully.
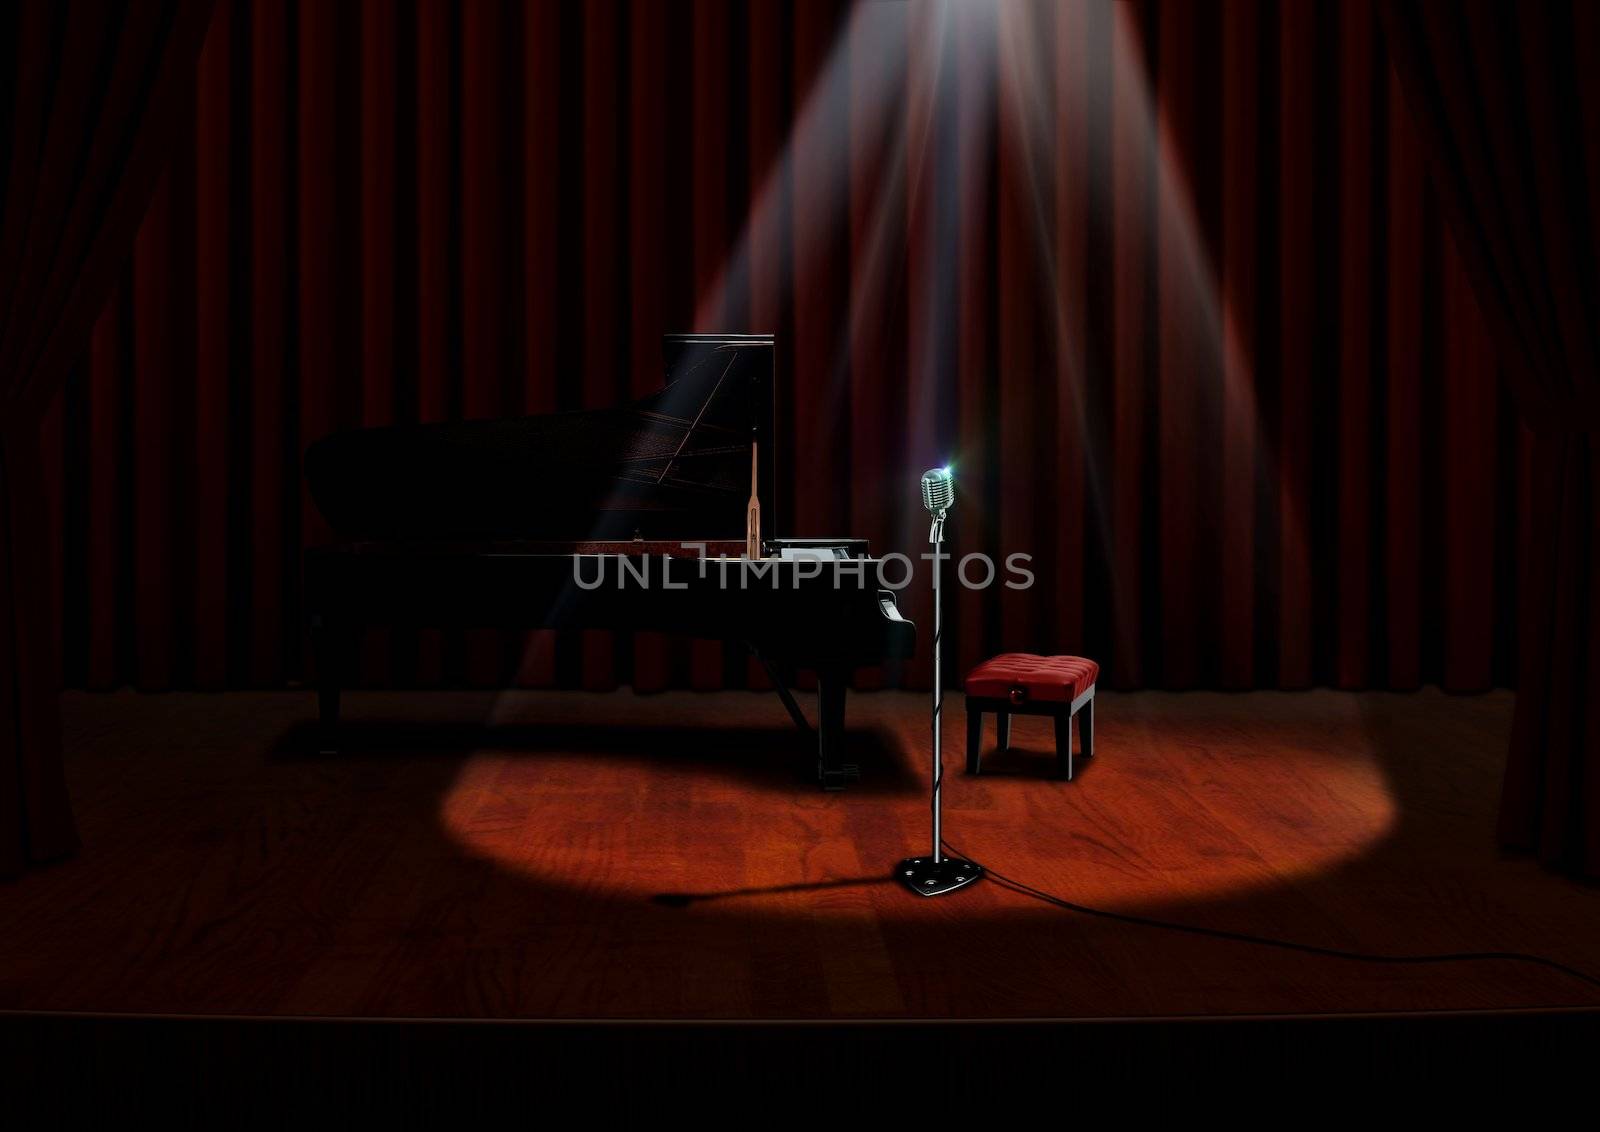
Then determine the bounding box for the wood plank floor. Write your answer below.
[4,687,1599,1019]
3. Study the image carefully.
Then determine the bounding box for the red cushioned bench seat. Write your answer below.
[963,652,1098,780]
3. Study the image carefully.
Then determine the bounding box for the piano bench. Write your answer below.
[963,653,1099,781]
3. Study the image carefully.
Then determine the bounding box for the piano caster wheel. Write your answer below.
[818,763,860,791]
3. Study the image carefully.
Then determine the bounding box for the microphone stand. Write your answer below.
[895,505,983,896]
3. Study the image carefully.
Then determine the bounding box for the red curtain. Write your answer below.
[1383,0,1600,876]
[1,0,214,874]
[45,0,1526,697]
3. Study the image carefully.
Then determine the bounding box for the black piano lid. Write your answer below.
[303,334,777,543]
[651,333,778,541]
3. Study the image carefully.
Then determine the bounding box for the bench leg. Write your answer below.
[1081,695,1094,759]
[996,711,1011,750]
[1055,711,1073,781]
[966,707,983,774]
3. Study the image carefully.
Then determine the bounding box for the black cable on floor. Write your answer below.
[940,837,1600,997]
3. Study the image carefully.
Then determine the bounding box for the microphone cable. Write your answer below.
[939,836,1600,997]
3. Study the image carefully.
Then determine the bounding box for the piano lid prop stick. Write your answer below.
[746,437,761,559]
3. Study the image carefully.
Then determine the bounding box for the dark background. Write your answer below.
[38,0,1520,694]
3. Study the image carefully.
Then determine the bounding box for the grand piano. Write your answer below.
[303,334,915,789]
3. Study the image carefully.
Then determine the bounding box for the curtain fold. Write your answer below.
[1382,0,1600,876]
[0,0,214,874]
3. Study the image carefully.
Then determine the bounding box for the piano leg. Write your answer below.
[311,616,348,754]
[816,667,858,790]
[748,645,813,733]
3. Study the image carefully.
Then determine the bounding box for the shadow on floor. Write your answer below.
[271,716,921,796]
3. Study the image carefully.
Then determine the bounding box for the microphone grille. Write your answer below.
[921,467,953,514]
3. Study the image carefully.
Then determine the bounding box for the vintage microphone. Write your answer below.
[895,467,983,896]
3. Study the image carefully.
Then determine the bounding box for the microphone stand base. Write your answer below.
[895,855,984,897]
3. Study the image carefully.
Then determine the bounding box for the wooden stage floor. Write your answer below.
[6,686,1600,1021]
